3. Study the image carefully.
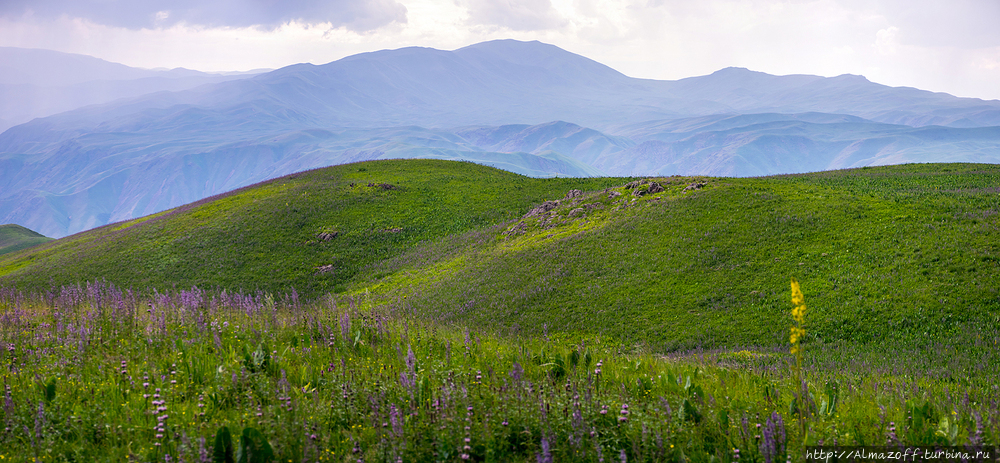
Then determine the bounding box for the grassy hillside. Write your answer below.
[356,163,1000,374]
[0,223,52,255]
[1,161,998,366]
[0,159,624,296]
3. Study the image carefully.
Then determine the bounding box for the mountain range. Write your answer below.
[2,39,1000,238]
[0,47,266,133]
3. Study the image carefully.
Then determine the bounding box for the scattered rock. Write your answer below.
[380,227,403,233]
[608,191,622,199]
[524,200,561,218]
[503,221,528,237]
[367,182,397,190]
[585,202,604,210]
[566,189,583,199]
[315,264,335,274]
[647,182,665,194]
[683,182,707,192]
[568,208,586,217]
[316,231,339,241]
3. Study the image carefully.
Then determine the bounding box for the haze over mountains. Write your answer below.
[0,47,266,133]
[3,39,1000,238]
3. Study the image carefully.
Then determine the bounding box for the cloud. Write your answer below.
[874,26,899,55]
[0,0,408,32]
[841,0,1000,49]
[463,0,566,31]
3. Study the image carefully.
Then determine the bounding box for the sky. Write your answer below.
[1,0,999,100]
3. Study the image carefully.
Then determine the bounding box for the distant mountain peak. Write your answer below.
[712,66,755,74]
[830,73,871,83]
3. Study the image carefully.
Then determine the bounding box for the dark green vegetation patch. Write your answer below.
[0,224,52,256]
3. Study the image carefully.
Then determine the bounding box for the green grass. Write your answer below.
[347,163,1000,380]
[0,286,995,462]
[0,160,624,296]
[0,224,52,256]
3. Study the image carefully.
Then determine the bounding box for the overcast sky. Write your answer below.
[1,0,998,100]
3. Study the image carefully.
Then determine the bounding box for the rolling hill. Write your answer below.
[0,223,52,255]
[2,160,997,361]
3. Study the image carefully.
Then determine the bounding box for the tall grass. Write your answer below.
[1,282,996,462]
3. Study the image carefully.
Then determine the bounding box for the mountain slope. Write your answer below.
[667,67,1000,127]
[599,115,1000,176]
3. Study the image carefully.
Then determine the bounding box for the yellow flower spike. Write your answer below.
[791,278,804,306]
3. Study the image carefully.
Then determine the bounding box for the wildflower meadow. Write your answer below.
[1,281,996,462]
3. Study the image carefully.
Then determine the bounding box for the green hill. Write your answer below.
[0,223,52,255]
[0,159,624,295]
[1,160,998,371]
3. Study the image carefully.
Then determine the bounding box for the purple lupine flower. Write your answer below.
[536,435,552,463]
[406,346,416,372]
[390,404,403,437]
[34,401,44,442]
[571,401,584,439]
[969,412,984,447]
[660,397,672,420]
[399,372,414,389]
[510,362,523,383]
[775,412,786,452]
[3,384,13,415]
[759,412,784,463]
[340,312,351,339]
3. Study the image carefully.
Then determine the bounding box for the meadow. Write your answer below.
[1,160,999,461]
[1,282,995,462]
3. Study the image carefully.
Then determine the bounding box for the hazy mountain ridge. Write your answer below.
[0,47,265,132]
[3,39,1000,238]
